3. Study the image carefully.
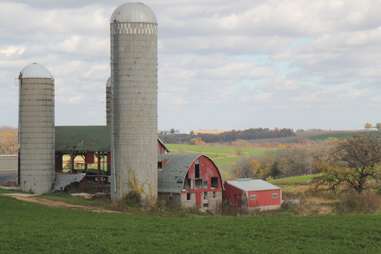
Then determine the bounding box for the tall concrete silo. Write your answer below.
[110,2,158,204]
[106,77,112,127]
[18,63,55,194]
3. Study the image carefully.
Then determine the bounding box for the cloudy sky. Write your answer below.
[0,0,380,132]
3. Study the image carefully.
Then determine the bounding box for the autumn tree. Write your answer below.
[233,158,263,178]
[0,127,18,154]
[364,122,373,129]
[189,137,205,145]
[319,133,381,193]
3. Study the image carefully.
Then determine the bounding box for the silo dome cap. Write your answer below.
[111,2,157,24]
[20,63,53,79]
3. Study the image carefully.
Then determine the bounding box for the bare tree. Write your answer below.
[319,133,381,193]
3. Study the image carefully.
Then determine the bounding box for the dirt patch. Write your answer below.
[3,193,120,214]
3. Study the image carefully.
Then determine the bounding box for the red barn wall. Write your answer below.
[158,141,168,155]
[223,183,244,208]
[247,189,281,208]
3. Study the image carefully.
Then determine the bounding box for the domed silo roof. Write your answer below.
[20,63,53,79]
[111,2,157,23]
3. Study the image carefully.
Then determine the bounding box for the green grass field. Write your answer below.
[270,174,321,186]
[301,131,360,141]
[1,195,381,254]
[167,144,275,178]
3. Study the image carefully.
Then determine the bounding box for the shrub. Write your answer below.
[336,191,381,214]
[125,190,142,207]
[189,137,205,145]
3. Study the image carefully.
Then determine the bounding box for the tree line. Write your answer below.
[160,128,295,144]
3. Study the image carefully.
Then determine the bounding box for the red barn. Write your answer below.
[224,179,282,211]
[158,154,223,212]
[158,138,169,155]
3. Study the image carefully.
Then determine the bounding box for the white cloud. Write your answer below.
[0,0,380,130]
[0,46,25,57]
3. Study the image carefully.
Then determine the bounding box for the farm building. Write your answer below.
[6,2,225,210]
[54,125,168,185]
[0,155,17,171]
[224,179,282,211]
[158,154,223,212]
[0,155,17,186]
[0,125,171,189]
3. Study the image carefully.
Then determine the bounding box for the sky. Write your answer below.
[0,0,380,132]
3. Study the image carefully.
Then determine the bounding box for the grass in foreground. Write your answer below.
[1,196,381,254]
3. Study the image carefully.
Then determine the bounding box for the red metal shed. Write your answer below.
[224,179,282,211]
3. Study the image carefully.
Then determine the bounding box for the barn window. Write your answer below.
[195,179,203,188]
[203,203,208,208]
[158,161,163,169]
[213,192,216,198]
[195,162,200,178]
[184,178,191,189]
[203,192,208,199]
[186,193,191,200]
[272,193,279,199]
[203,180,208,188]
[211,177,218,188]
[250,194,256,201]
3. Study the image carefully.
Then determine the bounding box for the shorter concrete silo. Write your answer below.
[106,77,112,127]
[19,63,55,194]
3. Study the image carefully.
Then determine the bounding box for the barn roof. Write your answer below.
[55,126,169,153]
[55,126,110,153]
[226,179,280,192]
[158,138,170,152]
[158,153,201,193]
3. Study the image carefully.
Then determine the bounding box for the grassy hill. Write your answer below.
[296,130,365,141]
[167,144,276,178]
[1,195,381,254]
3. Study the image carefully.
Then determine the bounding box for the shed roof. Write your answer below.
[226,179,280,192]
[158,153,201,193]
[55,126,110,153]
[158,138,170,152]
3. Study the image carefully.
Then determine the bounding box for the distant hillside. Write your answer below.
[0,127,17,154]
[161,129,368,145]
[160,128,296,144]
[296,130,366,141]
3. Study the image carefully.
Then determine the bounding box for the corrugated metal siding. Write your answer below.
[0,155,17,171]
